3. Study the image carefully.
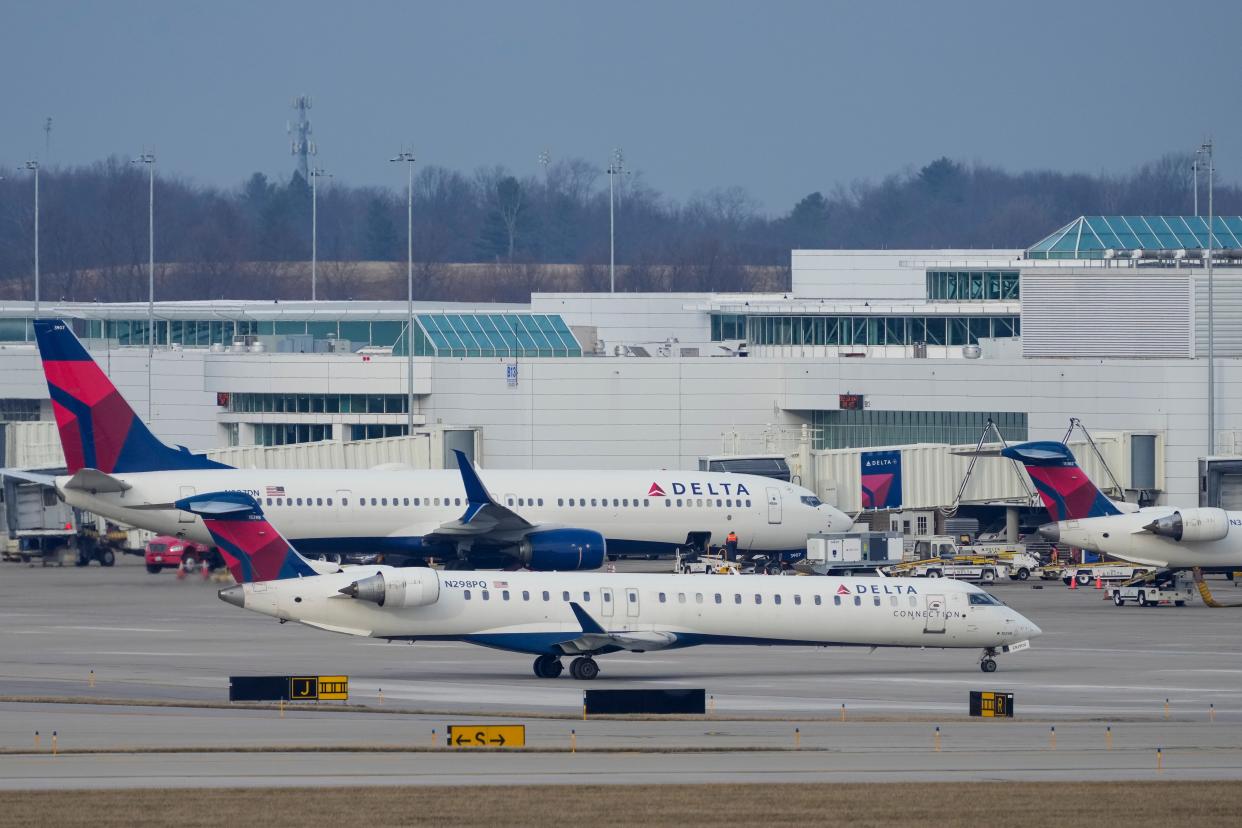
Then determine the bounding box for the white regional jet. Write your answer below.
[184,490,1040,676]
[4,319,851,571]
[1005,441,1242,574]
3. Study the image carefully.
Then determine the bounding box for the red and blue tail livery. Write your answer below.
[174,491,317,583]
[33,319,230,474]
[1001,441,1122,522]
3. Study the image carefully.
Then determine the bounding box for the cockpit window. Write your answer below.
[968,593,1003,606]
[800,495,822,507]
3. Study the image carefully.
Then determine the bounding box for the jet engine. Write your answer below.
[338,570,440,608]
[1143,508,1231,543]
[518,528,606,571]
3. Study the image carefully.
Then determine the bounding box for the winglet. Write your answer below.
[454,450,492,505]
[569,601,606,635]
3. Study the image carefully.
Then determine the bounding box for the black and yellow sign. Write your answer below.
[446,724,525,748]
[969,690,1014,718]
[289,675,349,701]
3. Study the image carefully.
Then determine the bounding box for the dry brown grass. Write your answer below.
[0,782,1235,828]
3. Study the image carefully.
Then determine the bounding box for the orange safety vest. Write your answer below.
[726,532,738,544]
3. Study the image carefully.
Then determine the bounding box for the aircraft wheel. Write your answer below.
[532,655,563,679]
[570,657,599,681]
[980,658,997,673]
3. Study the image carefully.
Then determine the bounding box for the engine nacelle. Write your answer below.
[518,528,606,571]
[1144,508,1231,543]
[338,569,440,608]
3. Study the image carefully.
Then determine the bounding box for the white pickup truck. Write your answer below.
[1111,579,1195,608]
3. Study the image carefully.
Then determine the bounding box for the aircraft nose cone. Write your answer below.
[218,585,245,609]
[1037,522,1060,543]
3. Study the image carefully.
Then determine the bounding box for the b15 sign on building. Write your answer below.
[861,450,902,510]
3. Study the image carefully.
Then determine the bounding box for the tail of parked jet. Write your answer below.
[1001,441,1128,521]
[33,319,230,474]
[175,491,320,583]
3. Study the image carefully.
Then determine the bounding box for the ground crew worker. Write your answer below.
[725,530,738,560]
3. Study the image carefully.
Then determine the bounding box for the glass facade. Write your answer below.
[0,399,41,422]
[227,393,408,414]
[710,314,747,341]
[925,271,1019,301]
[417,313,581,358]
[811,410,1028,450]
[748,315,1019,347]
[350,424,411,441]
[254,423,333,446]
[1027,216,1242,259]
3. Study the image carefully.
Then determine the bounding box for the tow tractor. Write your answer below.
[1111,571,1195,607]
[1040,561,1154,586]
[882,557,1004,584]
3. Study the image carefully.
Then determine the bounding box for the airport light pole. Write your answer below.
[132,152,156,357]
[606,148,629,293]
[309,166,331,300]
[391,150,416,434]
[24,161,39,318]
[1202,140,1215,455]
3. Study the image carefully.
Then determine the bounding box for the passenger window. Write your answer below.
[909,596,917,607]
[456,498,462,506]
[794,595,802,606]
[834,596,842,606]
[381,498,388,506]
[371,498,378,506]
[774,595,782,605]
[622,498,629,507]
[327,498,333,506]
[522,591,530,601]
[676,499,683,507]
[507,498,514,506]
[542,591,550,601]
[716,499,722,507]
[644,498,650,507]
[678,593,687,604]
[265,498,272,506]
[316,498,323,506]
[562,591,570,602]
[603,592,611,603]
[403,497,409,506]
[341,498,347,506]
[873,597,881,607]
[434,498,440,506]
[583,591,590,602]
[814,595,822,606]
[714,593,722,604]
[697,499,704,507]
[726,499,732,508]
[666,500,672,508]
[538,498,544,506]
[854,597,862,606]
[629,592,637,603]
[890,596,898,607]
[296,498,303,506]
[481,590,490,601]
[463,590,471,600]
[591,498,598,506]
[518,498,525,506]
[695,593,703,604]
[503,590,510,601]
[558,498,564,506]
[613,498,619,507]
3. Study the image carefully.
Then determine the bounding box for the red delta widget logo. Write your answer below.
[648,481,751,497]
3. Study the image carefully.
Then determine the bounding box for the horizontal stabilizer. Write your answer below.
[63,468,132,493]
[0,468,59,487]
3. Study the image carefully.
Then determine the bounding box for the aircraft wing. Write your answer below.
[553,602,678,654]
[426,451,535,540]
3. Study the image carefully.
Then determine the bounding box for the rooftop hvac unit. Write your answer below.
[912,342,928,358]
[962,344,981,359]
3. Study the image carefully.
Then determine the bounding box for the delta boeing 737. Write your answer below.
[183,490,1040,677]
[2,320,851,570]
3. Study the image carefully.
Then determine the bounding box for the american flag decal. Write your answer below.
[265,485,286,497]
[493,580,509,589]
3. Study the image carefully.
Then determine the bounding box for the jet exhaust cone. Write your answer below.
[218,585,245,608]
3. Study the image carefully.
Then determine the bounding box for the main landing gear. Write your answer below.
[532,654,600,680]
[979,647,999,673]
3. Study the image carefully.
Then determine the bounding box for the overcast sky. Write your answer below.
[4,0,1239,211]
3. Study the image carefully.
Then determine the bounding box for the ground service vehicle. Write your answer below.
[145,536,218,574]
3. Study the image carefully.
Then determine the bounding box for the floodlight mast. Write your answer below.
[606,148,630,293]
[24,161,39,318]
[309,166,331,300]
[1202,140,1215,455]
[131,152,156,357]
[391,149,417,433]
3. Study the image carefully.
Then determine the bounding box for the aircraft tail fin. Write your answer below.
[1001,441,1122,521]
[175,491,317,583]
[33,319,231,474]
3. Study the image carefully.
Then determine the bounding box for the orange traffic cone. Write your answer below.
[200,562,211,580]
[1095,574,1103,590]
[1068,575,1077,590]
[176,562,187,580]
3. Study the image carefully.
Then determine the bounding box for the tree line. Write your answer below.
[0,152,1237,303]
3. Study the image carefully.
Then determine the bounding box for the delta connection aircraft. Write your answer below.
[2,319,851,571]
[184,490,1041,677]
[1004,441,1242,574]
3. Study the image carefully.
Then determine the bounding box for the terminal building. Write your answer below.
[3,215,1242,532]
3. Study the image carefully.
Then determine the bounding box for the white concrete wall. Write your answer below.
[791,250,1024,300]
[532,293,713,352]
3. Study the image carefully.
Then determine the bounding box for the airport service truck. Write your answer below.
[795,532,903,575]
[1039,562,1155,586]
[1,477,146,566]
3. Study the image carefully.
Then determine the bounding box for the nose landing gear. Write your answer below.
[980,647,999,673]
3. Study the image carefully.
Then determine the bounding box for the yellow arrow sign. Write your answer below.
[447,724,525,748]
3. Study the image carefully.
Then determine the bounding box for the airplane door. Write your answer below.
[625,587,640,617]
[601,587,615,618]
[766,488,782,524]
[924,594,946,634]
[178,486,195,523]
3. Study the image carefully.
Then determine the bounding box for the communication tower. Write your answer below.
[288,96,315,180]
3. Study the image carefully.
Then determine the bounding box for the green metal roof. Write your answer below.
[1027,216,1242,259]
